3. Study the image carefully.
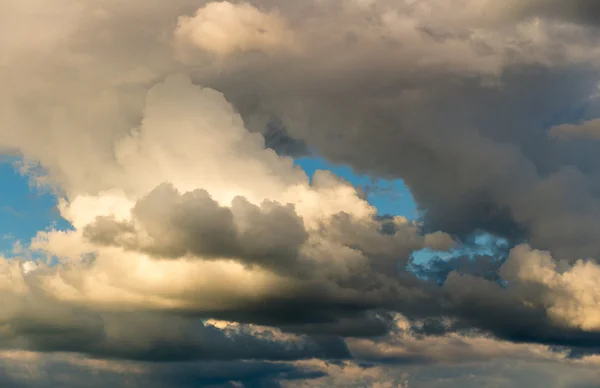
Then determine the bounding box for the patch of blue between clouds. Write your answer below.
[294,156,418,219]
[409,230,511,285]
[0,157,72,258]
[412,231,510,265]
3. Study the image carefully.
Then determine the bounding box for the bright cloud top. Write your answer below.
[175,2,299,58]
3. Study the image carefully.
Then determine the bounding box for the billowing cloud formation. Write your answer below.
[4,0,600,386]
[84,184,309,273]
[501,244,600,332]
[174,2,298,58]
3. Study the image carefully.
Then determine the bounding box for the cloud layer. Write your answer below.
[3,0,600,386]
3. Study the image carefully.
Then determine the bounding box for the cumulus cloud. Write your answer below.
[501,244,600,331]
[83,183,310,276]
[4,0,600,386]
[0,73,452,343]
[174,2,299,58]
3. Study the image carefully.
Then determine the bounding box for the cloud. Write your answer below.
[166,1,600,264]
[550,118,600,140]
[4,0,600,386]
[500,244,600,331]
[261,117,310,157]
[494,0,600,26]
[174,2,299,58]
[83,183,309,276]
[0,73,453,347]
[0,350,326,388]
[0,268,351,362]
[6,323,600,388]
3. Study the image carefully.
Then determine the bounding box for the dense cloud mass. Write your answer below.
[3,0,600,386]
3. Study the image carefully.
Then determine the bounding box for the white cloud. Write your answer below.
[502,244,600,330]
[174,2,299,58]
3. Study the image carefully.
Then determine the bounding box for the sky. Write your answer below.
[294,157,418,219]
[0,159,71,255]
[7,1,600,387]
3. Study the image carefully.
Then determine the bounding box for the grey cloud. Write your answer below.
[321,212,450,275]
[0,355,326,388]
[278,311,397,339]
[84,183,309,275]
[2,304,351,363]
[211,61,600,262]
[262,118,310,157]
[88,315,350,363]
[170,2,600,263]
[513,0,600,26]
[5,354,600,388]
[402,360,600,388]
[152,360,326,388]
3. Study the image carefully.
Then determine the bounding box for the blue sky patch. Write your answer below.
[295,156,418,219]
[0,158,71,256]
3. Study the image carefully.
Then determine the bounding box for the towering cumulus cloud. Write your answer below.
[3,0,600,387]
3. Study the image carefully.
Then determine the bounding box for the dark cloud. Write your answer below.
[153,360,326,388]
[516,0,600,26]
[211,62,600,262]
[173,1,600,263]
[262,118,310,157]
[278,311,397,339]
[0,356,326,388]
[84,183,309,275]
[2,306,351,362]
